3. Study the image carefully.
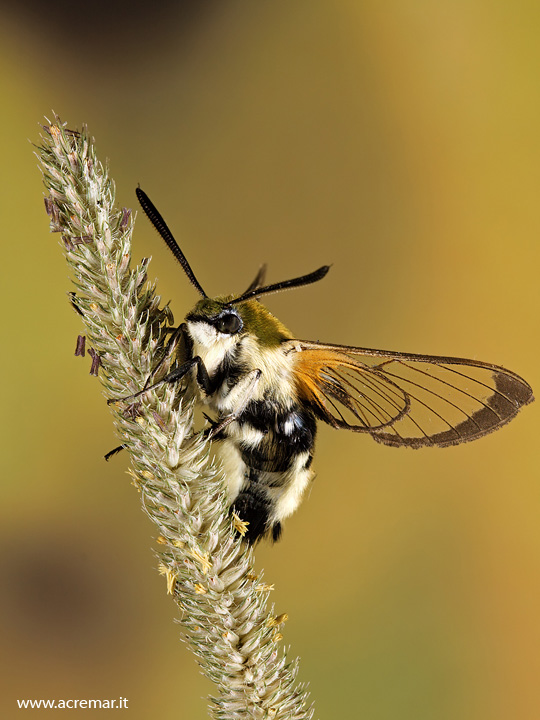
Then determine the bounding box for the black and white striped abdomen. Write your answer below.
[215,399,317,542]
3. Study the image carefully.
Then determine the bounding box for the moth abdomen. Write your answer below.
[218,401,317,542]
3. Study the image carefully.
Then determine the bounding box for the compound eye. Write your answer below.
[216,312,242,335]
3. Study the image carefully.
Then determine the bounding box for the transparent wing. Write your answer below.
[290,340,533,448]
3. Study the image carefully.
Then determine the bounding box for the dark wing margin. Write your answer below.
[289,340,533,448]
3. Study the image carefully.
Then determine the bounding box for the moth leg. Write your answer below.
[108,354,211,405]
[139,353,216,397]
[104,326,190,458]
[68,291,84,316]
[208,369,262,437]
[108,324,196,405]
[104,444,125,461]
[142,322,190,392]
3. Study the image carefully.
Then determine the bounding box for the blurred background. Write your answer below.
[1,1,539,718]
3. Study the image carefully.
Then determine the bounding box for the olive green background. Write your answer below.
[1,2,539,718]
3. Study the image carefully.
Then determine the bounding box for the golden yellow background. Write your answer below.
[1,2,539,718]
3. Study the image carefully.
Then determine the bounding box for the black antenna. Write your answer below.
[243,263,268,294]
[229,265,330,304]
[136,187,207,298]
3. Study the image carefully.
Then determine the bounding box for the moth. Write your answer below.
[123,188,533,543]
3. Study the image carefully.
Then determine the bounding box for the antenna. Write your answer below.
[229,265,330,304]
[136,188,207,298]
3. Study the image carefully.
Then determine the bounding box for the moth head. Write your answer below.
[185,297,242,348]
[186,296,294,348]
